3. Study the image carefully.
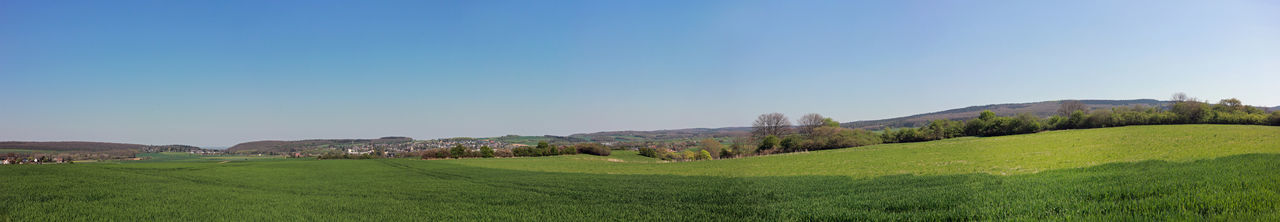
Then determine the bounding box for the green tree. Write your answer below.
[822,118,841,127]
[759,135,779,151]
[480,146,494,158]
[779,135,803,152]
[1067,110,1087,129]
[450,145,466,158]
[535,141,553,156]
[1170,93,1210,123]
[1215,98,1244,112]
[697,150,712,160]
[978,110,997,121]
[1012,113,1042,134]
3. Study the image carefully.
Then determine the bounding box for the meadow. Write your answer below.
[3,125,1280,221]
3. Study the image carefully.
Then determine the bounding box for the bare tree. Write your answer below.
[1171,92,1190,102]
[796,113,826,135]
[752,113,791,138]
[1057,100,1087,116]
[700,138,723,159]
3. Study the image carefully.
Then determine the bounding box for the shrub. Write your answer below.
[922,120,964,140]
[780,135,803,152]
[1171,101,1211,123]
[420,148,450,159]
[494,149,514,158]
[1083,110,1114,128]
[964,119,989,136]
[656,149,677,160]
[697,150,712,160]
[759,135,779,151]
[1270,112,1280,126]
[1066,110,1087,129]
[1209,111,1268,125]
[558,146,578,155]
[1045,115,1067,130]
[1011,113,1042,134]
[679,150,697,161]
[638,147,658,158]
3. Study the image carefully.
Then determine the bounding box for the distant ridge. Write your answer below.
[0,141,204,153]
[841,99,1168,129]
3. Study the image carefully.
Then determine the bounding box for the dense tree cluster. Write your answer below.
[779,127,881,152]
[416,145,511,159]
[512,141,575,157]
[416,141,614,160]
[641,113,885,161]
[638,147,713,161]
[573,143,611,156]
[511,142,613,157]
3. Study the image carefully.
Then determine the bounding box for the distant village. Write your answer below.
[292,138,526,158]
[1,156,72,165]
[3,138,549,164]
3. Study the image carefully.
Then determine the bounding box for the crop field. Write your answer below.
[3,125,1280,221]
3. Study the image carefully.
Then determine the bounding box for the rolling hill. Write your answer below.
[7,125,1280,220]
[567,99,1168,141]
[840,99,1168,129]
[458,124,1280,177]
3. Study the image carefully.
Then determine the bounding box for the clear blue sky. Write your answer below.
[3,0,1278,147]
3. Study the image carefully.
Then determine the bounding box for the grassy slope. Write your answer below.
[3,125,1280,220]
[452,125,1280,177]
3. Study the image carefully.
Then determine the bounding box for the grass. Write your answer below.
[453,125,1280,177]
[133,152,284,163]
[3,125,1279,221]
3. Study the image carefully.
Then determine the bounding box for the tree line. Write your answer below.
[679,93,1280,160]
[418,141,612,159]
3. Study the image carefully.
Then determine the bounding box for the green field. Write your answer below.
[3,125,1280,220]
[0,149,41,154]
[134,152,286,163]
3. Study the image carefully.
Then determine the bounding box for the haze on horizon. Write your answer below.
[2,0,1278,147]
